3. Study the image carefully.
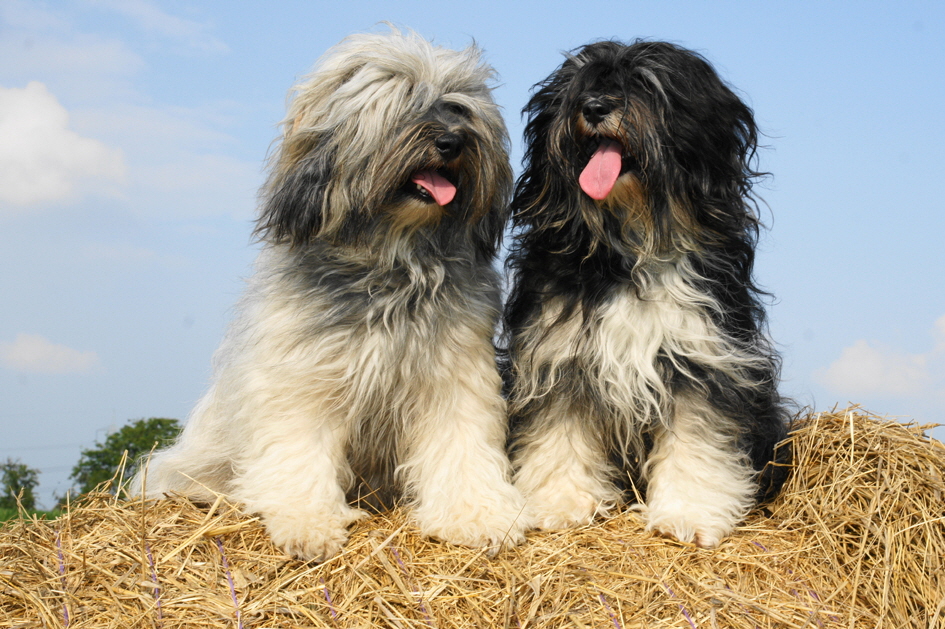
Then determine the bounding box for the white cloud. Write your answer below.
[0,31,142,83]
[0,81,126,210]
[816,316,945,400]
[817,340,930,397]
[0,0,72,32]
[0,2,143,101]
[76,102,261,220]
[0,4,257,221]
[84,0,229,53]
[1,334,100,374]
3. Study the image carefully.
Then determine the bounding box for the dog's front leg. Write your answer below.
[511,400,621,530]
[402,347,527,552]
[642,392,757,548]
[232,415,366,561]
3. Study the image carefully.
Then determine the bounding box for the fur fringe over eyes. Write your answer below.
[256,29,513,261]
[135,28,526,562]
[504,39,790,548]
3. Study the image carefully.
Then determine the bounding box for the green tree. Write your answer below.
[70,417,181,494]
[1,458,40,510]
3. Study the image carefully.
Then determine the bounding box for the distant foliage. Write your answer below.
[70,417,182,495]
[0,458,40,510]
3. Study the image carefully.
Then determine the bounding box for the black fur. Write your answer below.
[257,139,336,247]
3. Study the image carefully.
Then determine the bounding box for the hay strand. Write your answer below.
[2,407,943,628]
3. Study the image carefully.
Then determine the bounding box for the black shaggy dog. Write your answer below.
[504,40,789,548]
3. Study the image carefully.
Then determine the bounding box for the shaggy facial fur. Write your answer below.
[135,29,525,561]
[504,40,790,548]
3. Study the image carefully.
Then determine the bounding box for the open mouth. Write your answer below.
[409,169,457,206]
[578,138,623,201]
[579,138,628,200]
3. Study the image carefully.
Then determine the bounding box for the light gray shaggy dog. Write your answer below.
[135,29,526,561]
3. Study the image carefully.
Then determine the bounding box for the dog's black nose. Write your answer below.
[582,99,612,124]
[435,133,465,161]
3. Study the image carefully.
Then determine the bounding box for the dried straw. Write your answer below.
[2,407,943,628]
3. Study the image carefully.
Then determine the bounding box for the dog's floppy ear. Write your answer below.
[256,140,335,247]
[468,200,505,262]
[473,170,513,261]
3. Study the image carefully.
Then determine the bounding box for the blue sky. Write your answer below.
[2,0,943,508]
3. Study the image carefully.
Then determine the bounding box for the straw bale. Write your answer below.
[2,407,943,628]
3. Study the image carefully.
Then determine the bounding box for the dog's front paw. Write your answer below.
[641,503,736,549]
[522,481,618,531]
[415,491,528,553]
[263,507,368,561]
[642,473,753,548]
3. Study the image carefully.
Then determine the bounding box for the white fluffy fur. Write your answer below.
[512,408,621,529]
[640,392,755,548]
[135,30,525,561]
[142,250,525,559]
[511,258,761,546]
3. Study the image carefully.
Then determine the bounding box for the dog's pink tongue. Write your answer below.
[579,140,623,200]
[412,170,456,206]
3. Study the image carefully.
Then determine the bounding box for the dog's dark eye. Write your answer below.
[443,102,468,117]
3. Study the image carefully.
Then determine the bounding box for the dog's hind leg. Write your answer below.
[642,392,757,548]
[134,388,236,501]
[511,400,621,530]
